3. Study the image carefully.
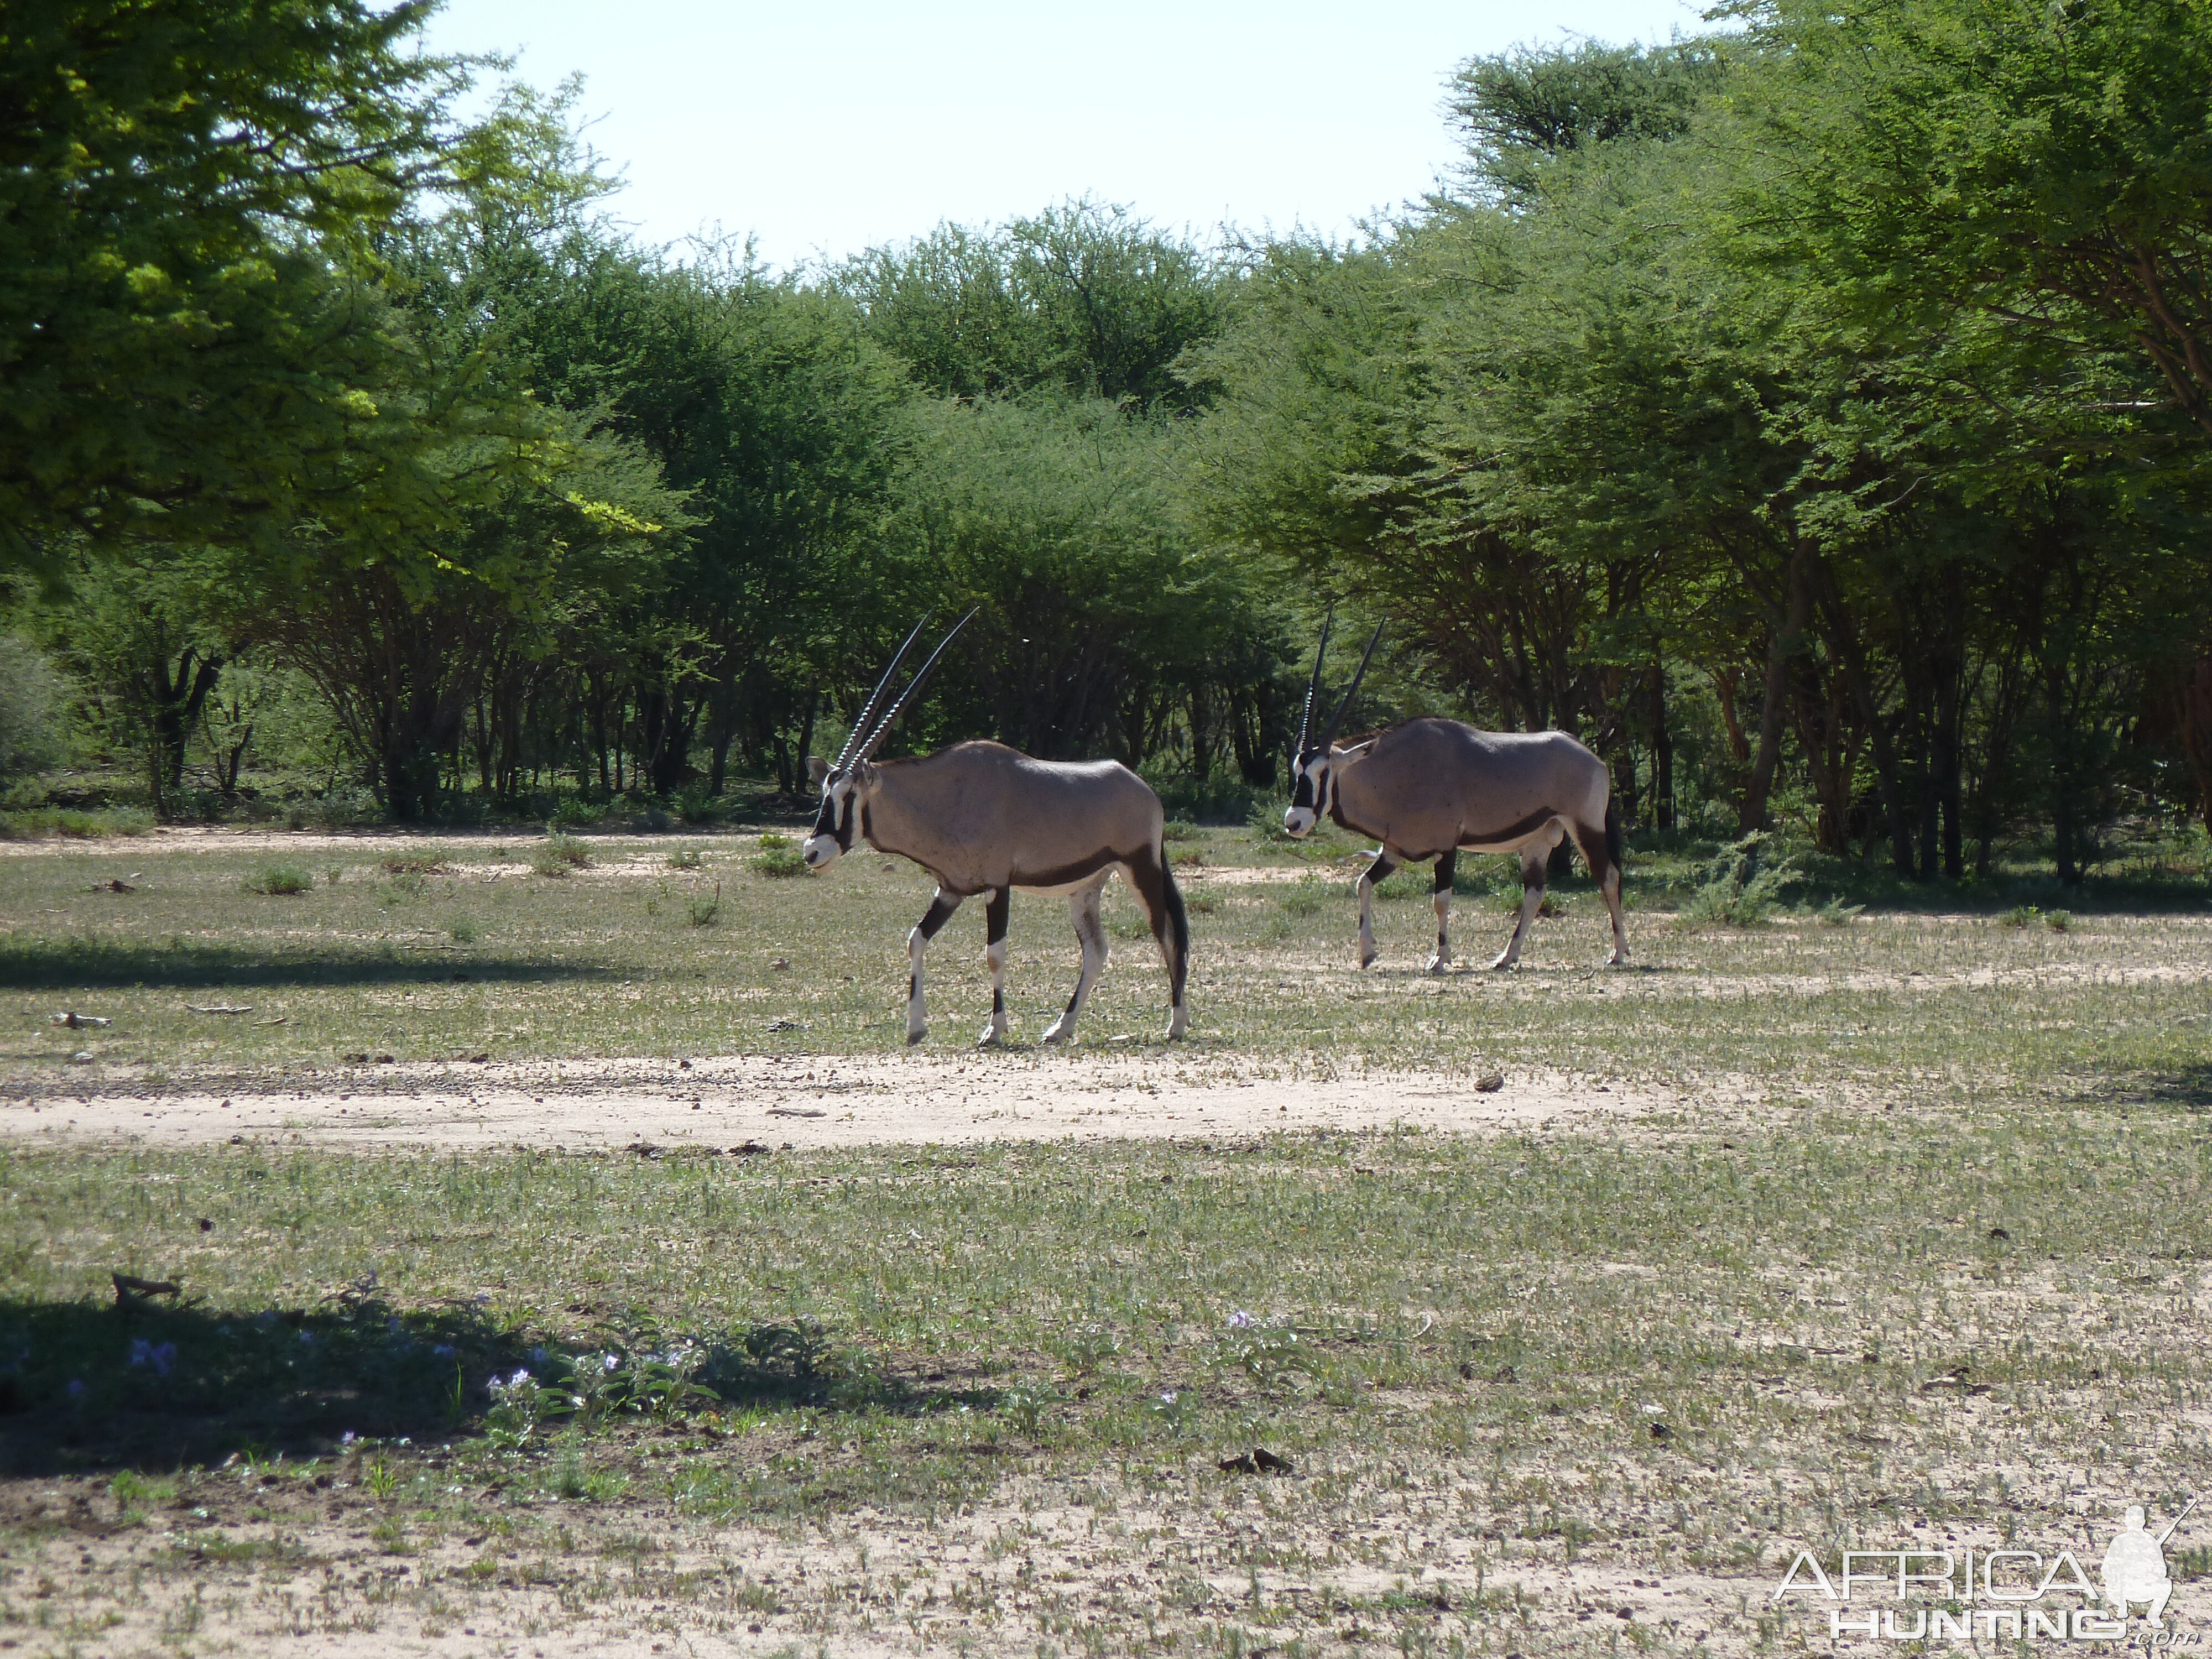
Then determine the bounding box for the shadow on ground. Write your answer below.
[2103,1064,2212,1112]
[0,1292,998,1477]
[0,941,613,992]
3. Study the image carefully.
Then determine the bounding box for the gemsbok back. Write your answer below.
[1282,620,1627,972]
[801,615,1191,1047]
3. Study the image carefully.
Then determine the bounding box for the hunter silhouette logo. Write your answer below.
[2103,1498,2197,1628]
[1773,1498,2200,1645]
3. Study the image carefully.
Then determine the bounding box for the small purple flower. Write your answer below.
[431,1344,456,1359]
[528,1346,548,1367]
[1227,1310,1254,1329]
[127,1339,177,1378]
[387,1316,404,1334]
[601,1353,620,1374]
[1159,1389,1178,1405]
[298,1330,314,1346]
[340,1430,357,1448]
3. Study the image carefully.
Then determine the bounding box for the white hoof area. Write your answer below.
[975,1026,1005,1049]
[1425,954,1451,973]
[1488,953,1517,972]
[1041,1023,1072,1045]
[1166,1011,1187,1041]
[1608,950,1629,966]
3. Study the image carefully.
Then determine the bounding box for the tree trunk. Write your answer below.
[1648,662,1674,831]
[2180,653,2212,839]
[1809,554,1915,876]
[2048,656,2080,884]
[135,646,223,812]
[1932,630,1965,881]
[1742,544,1813,832]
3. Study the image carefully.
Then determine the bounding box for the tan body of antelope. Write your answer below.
[801,619,1190,1046]
[1284,625,1627,971]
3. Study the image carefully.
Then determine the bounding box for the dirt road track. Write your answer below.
[2,1051,1679,1151]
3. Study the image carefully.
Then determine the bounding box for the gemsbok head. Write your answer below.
[802,615,1191,1047]
[1282,619,1627,971]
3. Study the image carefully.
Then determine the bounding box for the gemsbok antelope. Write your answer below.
[801,615,1191,1047]
[1282,620,1627,972]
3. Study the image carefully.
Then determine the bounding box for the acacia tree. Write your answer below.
[0,0,473,578]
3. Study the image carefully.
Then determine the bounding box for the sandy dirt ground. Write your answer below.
[12,1469,2195,1659]
[1,1050,1680,1153]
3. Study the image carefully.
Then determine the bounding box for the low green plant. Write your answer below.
[448,918,481,945]
[666,848,704,870]
[1214,1317,1313,1395]
[243,862,314,896]
[380,847,452,876]
[999,1382,1060,1437]
[752,833,808,879]
[530,834,593,877]
[687,882,722,927]
[1677,831,1799,927]
[1246,800,1296,845]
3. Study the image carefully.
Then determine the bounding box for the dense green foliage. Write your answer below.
[4,0,2210,876]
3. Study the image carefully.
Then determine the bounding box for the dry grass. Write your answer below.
[0,823,2208,1656]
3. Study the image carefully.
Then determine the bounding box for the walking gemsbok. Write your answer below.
[801,615,1191,1047]
[1281,619,1627,972]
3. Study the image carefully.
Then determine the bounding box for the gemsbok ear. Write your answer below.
[1336,739,1377,759]
[807,755,829,784]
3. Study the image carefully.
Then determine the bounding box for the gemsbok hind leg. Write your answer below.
[977,886,1011,1048]
[1427,849,1457,973]
[906,886,964,1044]
[1571,804,1630,966]
[1356,849,1399,968]
[1493,823,1564,971]
[1042,879,1109,1045]
[1126,849,1191,1040]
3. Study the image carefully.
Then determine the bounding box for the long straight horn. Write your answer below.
[1321,623,1384,746]
[833,615,931,773]
[1297,608,1334,753]
[857,608,979,763]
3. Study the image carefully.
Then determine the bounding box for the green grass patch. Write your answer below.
[241,862,314,896]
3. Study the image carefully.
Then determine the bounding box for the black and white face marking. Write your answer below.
[802,770,861,869]
[1283,748,1332,838]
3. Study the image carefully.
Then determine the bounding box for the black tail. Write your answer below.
[1605,797,1624,878]
[1160,858,1191,1004]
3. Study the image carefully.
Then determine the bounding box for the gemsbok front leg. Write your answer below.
[1427,849,1457,972]
[977,887,1011,1047]
[907,886,963,1044]
[1492,825,1563,971]
[1356,848,1399,968]
[1042,880,1109,1045]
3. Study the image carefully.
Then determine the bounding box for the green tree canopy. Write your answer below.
[0,0,471,575]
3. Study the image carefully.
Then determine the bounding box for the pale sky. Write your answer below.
[420,1,1716,271]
